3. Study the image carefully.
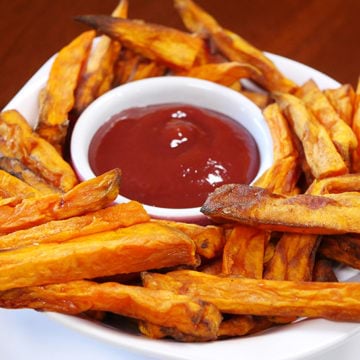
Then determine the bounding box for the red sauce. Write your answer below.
[89,103,260,208]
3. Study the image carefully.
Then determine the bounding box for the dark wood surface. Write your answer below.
[1,0,359,109]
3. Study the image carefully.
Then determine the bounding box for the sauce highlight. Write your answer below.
[89,103,260,208]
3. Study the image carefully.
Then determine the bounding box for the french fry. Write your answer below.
[174,0,297,93]
[74,0,129,114]
[324,84,355,125]
[131,58,167,82]
[177,61,260,87]
[155,220,225,259]
[312,258,338,282]
[0,110,78,192]
[0,222,197,291]
[307,173,360,195]
[0,157,60,194]
[76,15,203,70]
[318,234,360,270]
[0,201,149,250]
[37,30,95,151]
[351,78,360,171]
[143,270,360,321]
[0,279,221,342]
[296,79,357,167]
[240,90,271,109]
[274,93,348,179]
[201,183,360,234]
[0,169,40,199]
[0,168,120,235]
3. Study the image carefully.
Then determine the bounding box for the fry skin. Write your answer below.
[201,183,360,234]
[76,15,203,70]
[0,110,78,192]
[0,280,221,342]
[143,270,360,321]
[37,30,95,151]
[0,222,197,291]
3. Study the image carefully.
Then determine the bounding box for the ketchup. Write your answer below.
[89,103,260,208]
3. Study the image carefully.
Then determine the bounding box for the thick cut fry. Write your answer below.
[174,0,297,93]
[74,0,129,114]
[307,173,360,195]
[0,110,78,192]
[131,58,167,82]
[296,79,357,166]
[222,225,268,278]
[0,222,197,291]
[312,258,338,282]
[0,280,221,342]
[319,234,360,270]
[324,84,355,125]
[0,201,148,250]
[201,183,360,234]
[240,90,271,109]
[155,220,225,259]
[76,15,203,70]
[143,270,360,321]
[177,62,260,87]
[112,48,141,85]
[0,169,40,199]
[351,78,360,171]
[37,30,95,151]
[274,93,347,179]
[0,157,60,194]
[0,168,120,235]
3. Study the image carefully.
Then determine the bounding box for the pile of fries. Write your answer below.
[1,0,360,343]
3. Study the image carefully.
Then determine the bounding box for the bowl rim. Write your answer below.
[70,76,273,221]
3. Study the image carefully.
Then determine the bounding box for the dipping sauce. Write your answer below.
[89,103,260,208]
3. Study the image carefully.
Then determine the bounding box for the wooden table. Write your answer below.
[0,0,359,109]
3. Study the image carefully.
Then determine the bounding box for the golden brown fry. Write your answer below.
[112,48,141,85]
[296,79,357,166]
[37,30,95,151]
[0,280,221,342]
[177,61,260,87]
[0,110,78,192]
[143,270,360,321]
[0,222,197,291]
[274,93,348,179]
[307,173,360,195]
[0,157,60,194]
[312,258,338,282]
[319,234,360,270]
[174,0,297,92]
[155,220,225,259]
[77,15,203,70]
[201,183,360,234]
[222,225,269,278]
[0,201,149,250]
[74,0,129,114]
[0,168,120,235]
[131,58,167,81]
[351,78,360,172]
[0,169,40,199]
[324,84,355,125]
[240,89,271,109]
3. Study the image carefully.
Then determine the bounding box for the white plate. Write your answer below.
[3,52,360,360]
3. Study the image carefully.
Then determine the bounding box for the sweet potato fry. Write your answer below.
[319,234,360,270]
[112,48,141,86]
[0,157,60,194]
[240,90,271,109]
[0,280,221,342]
[131,58,167,82]
[74,0,129,114]
[0,110,78,192]
[174,0,297,92]
[155,220,225,259]
[324,84,355,125]
[0,201,148,250]
[37,30,95,151]
[307,173,360,195]
[76,15,203,70]
[0,222,197,291]
[351,78,360,171]
[143,270,360,321]
[0,168,120,235]
[312,258,338,282]
[177,61,260,87]
[201,183,360,234]
[296,79,357,166]
[0,169,40,199]
[274,93,348,179]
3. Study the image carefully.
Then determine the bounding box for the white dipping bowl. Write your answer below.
[71,76,273,223]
